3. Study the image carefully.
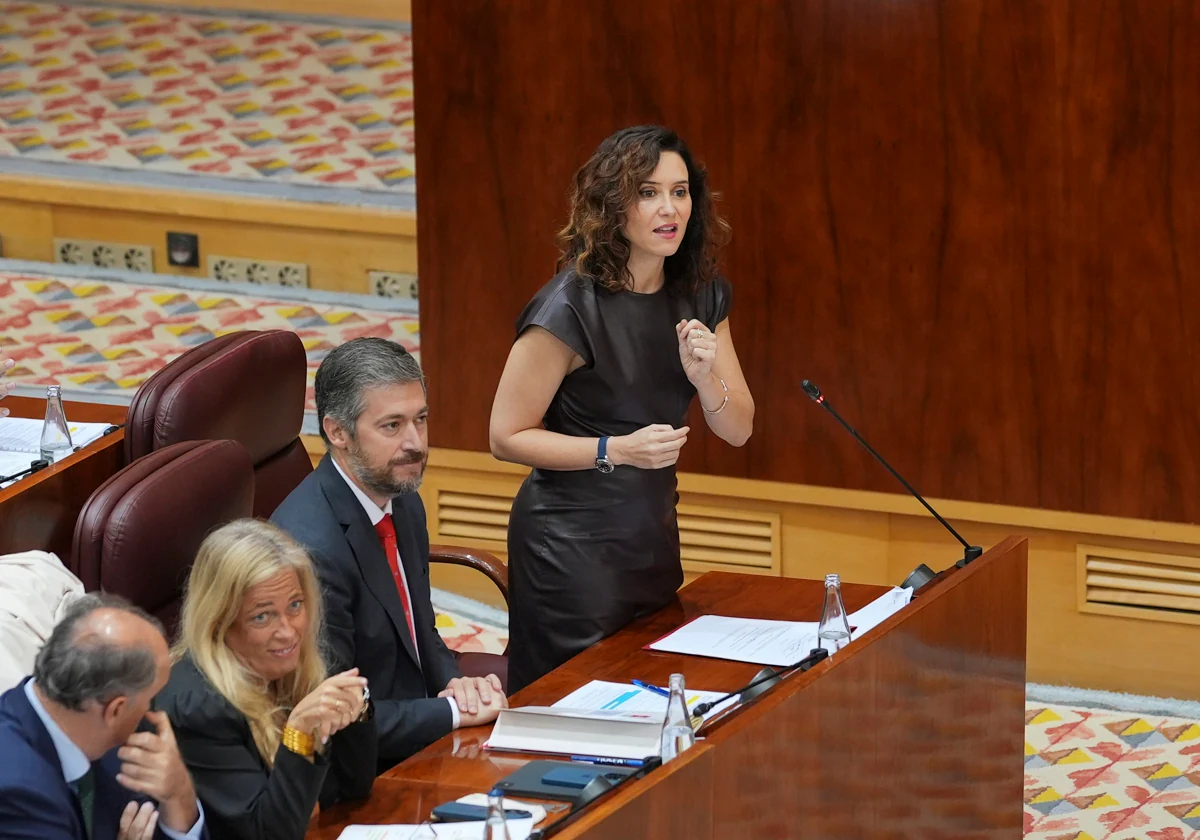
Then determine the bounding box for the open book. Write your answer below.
[0,417,115,454]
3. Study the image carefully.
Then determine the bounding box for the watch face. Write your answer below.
[595,458,614,474]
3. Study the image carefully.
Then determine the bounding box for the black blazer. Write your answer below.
[271,454,461,770]
[0,678,199,840]
[156,654,376,840]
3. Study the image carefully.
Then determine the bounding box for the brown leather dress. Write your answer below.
[506,267,732,692]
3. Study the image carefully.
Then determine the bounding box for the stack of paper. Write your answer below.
[0,451,37,489]
[0,417,114,454]
[484,679,738,761]
[485,706,663,761]
[644,586,914,666]
[552,680,738,725]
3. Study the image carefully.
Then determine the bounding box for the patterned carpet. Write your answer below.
[0,265,419,416]
[0,1,414,203]
[1025,703,1200,839]
[432,589,507,656]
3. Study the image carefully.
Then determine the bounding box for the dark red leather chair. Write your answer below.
[71,440,255,638]
[125,330,310,518]
[430,545,510,692]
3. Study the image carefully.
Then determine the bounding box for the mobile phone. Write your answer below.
[430,802,533,823]
[541,766,602,789]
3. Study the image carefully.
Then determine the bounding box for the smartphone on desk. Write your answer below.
[430,801,533,823]
[541,766,618,789]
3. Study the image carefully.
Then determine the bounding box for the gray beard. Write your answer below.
[346,443,426,497]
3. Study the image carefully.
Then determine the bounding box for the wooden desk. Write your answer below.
[0,395,126,559]
[312,537,1028,839]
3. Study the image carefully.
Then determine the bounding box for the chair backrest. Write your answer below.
[125,329,312,518]
[71,440,254,638]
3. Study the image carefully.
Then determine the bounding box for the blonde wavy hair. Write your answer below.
[173,519,326,765]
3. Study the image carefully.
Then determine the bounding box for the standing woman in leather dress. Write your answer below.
[490,125,755,693]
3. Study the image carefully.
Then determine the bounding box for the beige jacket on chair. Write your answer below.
[0,550,84,692]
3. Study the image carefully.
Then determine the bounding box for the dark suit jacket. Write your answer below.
[155,654,375,840]
[271,454,461,769]
[0,678,189,840]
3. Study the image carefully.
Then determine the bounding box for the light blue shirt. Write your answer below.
[24,679,205,840]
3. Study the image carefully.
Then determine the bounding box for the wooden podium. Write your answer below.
[310,536,1027,839]
[0,396,126,558]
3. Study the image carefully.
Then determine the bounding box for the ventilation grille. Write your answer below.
[678,504,776,570]
[436,490,511,544]
[433,489,779,571]
[1080,546,1200,623]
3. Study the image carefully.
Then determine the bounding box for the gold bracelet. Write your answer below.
[702,377,729,415]
[282,726,315,757]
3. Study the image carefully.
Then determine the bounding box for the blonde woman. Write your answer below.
[156,519,376,840]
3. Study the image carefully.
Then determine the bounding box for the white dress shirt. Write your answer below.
[24,679,205,839]
[330,458,461,728]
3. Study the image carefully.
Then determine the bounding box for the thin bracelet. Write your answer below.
[702,378,729,415]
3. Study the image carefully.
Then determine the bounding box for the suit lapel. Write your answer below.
[8,681,89,839]
[316,456,421,671]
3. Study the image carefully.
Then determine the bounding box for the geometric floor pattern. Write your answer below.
[0,268,419,413]
[432,590,507,657]
[0,1,413,200]
[1025,703,1200,839]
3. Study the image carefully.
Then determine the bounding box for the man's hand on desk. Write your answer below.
[0,358,13,417]
[439,674,508,727]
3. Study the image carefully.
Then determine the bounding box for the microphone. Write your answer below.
[0,459,50,486]
[800,380,982,591]
[692,646,829,718]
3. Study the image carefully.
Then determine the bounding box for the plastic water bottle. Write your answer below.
[818,573,852,653]
[482,788,511,840]
[659,673,696,763]
[39,385,73,464]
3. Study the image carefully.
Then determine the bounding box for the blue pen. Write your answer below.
[631,679,670,698]
[570,755,645,767]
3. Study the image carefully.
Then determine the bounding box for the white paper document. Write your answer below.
[645,586,916,666]
[0,417,113,454]
[846,586,913,636]
[553,680,738,724]
[0,451,36,489]
[646,614,820,666]
[337,818,535,840]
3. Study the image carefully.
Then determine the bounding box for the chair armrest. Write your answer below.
[428,544,509,608]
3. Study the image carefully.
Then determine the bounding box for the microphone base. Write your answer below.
[901,563,939,591]
[740,667,783,703]
[956,545,984,567]
[902,546,985,593]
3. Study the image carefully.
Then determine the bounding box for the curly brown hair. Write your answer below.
[557,125,730,295]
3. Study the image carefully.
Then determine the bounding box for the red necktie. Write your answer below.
[375,516,418,656]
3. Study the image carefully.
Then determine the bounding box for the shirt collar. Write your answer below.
[24,679,92,784]
[330,455,393,525]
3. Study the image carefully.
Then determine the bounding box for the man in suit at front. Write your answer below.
[0,593,205,840]
[272,338,506,771]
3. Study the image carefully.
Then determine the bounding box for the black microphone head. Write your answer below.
[30,459,50,472]
[801,379,822,402]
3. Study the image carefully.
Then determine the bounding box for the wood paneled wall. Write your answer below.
[414,0,1200,524]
